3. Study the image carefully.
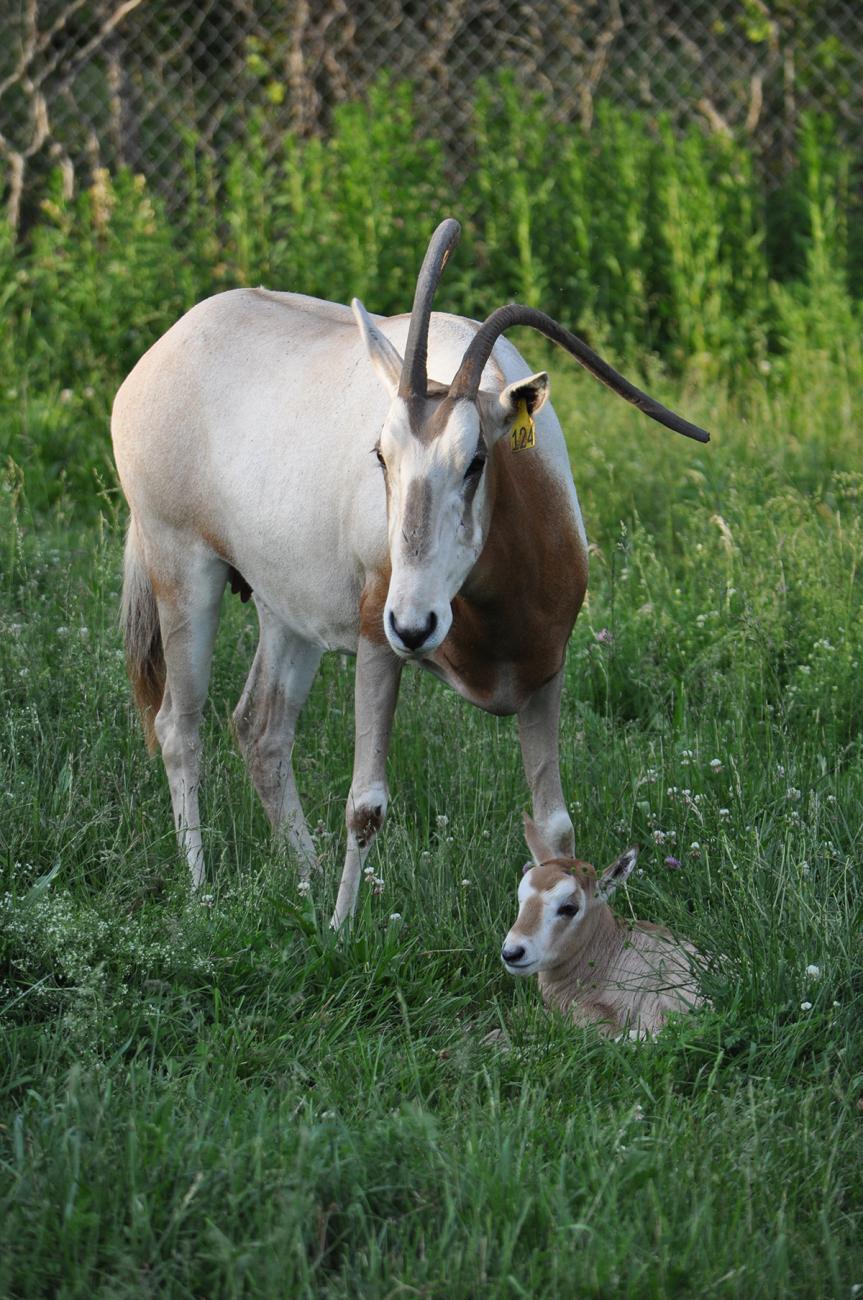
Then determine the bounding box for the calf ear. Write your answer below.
[523,813,555,866]
[521,861,533,877]
[598,846,639,900]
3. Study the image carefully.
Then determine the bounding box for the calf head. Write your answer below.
[501,814,638,975]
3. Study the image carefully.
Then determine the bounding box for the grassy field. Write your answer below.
[1,84,862,1295]
[1,314,862,1295]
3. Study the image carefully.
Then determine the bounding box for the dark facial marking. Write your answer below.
[511,893,542,938]
[401,478,433,563]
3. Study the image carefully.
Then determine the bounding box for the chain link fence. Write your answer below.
[2,0,861,232]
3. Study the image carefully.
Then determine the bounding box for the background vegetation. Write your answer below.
[1,83,861,1297]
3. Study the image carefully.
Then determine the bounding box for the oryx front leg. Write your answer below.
[331,638,402,928]
[517,666,574,857]
[233,609,322,880]
[152,552,227,889]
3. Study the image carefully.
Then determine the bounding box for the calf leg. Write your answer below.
[232,604,322,879]
[331,637,402,928]
[517,666,574,856]
[152,547,227,889]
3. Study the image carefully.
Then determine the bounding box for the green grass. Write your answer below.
[2,333,862,1296]
[1,77,862,1296]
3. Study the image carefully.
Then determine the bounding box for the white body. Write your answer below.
[115,291,584,653]
[114,288,589,923]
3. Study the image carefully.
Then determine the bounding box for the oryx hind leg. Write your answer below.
[151,542,228,889]
[232,604,322,880]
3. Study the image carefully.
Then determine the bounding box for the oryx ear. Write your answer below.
[352,298,403,396]
[500,372,550,420]
[523,812,555,866]
[598,846,639,900]
[478,372,550,445]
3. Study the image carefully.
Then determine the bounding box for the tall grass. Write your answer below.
[1,77,859,516]
[1,76,862,1297]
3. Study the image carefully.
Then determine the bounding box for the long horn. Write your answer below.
[448,305,710,443]
[399,218,462,400]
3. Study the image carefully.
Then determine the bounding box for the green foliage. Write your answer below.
[1,78,860,520]
[1,84,862,1291]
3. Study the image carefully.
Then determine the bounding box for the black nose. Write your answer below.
[389,609,437,651]
[501,944,526,964]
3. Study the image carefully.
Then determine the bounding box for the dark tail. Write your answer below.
[120,519,165,753]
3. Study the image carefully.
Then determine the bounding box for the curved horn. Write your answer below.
[399,218,462,400]
[449,305,710,443]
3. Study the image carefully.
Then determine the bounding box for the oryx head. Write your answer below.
[354,219,710,660]
[501,814,639,976]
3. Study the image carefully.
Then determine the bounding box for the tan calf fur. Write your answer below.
[502,815,702,1038]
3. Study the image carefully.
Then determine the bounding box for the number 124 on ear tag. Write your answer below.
[510,398,536,452]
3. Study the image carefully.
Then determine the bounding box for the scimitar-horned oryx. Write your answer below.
[113,218,709,926]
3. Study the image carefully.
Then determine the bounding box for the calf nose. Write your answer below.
[501,943,526,964]
[389,609,437,652]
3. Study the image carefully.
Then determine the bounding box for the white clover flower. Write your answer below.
[709,758,723,772]
[800,1001,812,1011]
[718,808,731,819]
[833,1001,841,1009]
[690,841,701,852]
[78,627,89,639]
[460,878,471,887]
[421,851,431,862]
[57,625,70,637]
[652,829,667,845]
[436,814,449,829]
[389,913,401,922]
[786,787,802,802]
[297,880,311,897]
[200,894,215,907]
[805,964,821,978]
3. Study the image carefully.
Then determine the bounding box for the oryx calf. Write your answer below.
[502,816,702,1037]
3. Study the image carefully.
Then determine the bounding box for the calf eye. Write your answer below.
[557,902,579,919]
[375,448,386,471]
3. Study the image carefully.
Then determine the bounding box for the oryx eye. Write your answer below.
[464,454,485,480]
[375,447,386,470]
[557,902,579,919]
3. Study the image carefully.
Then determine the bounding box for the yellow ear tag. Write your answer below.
[510,398,536,452]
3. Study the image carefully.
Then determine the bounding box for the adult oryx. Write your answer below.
[113,218,708,926]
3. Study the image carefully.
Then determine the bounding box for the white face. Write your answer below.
[501,867,589,976]
[377,397,493,658]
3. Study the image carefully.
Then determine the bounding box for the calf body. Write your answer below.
[502,817,701,1037]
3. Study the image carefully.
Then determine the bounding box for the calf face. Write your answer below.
[500,815,639,976]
